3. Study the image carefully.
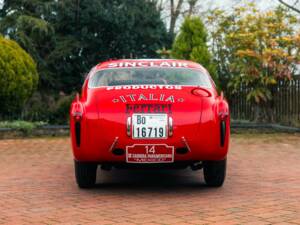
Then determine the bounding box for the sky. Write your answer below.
[211,0,280,10]
[0,0,285,11]
[0,0,296,11]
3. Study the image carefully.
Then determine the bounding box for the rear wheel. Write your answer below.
[74,161,97,188]
[203,158,226,187]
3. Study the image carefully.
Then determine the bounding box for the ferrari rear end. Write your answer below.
[70,59,230,188]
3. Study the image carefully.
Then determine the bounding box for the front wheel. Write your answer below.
[203,158,226,187]
[74,161,97,188]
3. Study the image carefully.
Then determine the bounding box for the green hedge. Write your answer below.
[0,36,39,115]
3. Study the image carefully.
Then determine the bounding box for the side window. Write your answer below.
[88,73,99,87]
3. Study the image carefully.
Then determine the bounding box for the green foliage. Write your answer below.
[0,0,170,93]
[0,36,39,116]
[22,92,75,125]
[0,120,46,130]
[50,0,170,93]
[48,94,75,125]
[172,16,217,84]
[0,0,170,124]
[0,120,46,135]
[0,1,55,89]
[207,4,300,104]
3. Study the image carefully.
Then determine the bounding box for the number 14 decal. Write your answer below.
[145,145,155,154]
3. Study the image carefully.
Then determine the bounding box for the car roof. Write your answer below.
[94,59,208,73]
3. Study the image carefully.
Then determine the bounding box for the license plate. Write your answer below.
[126,144,174,163]
[132,114,167,139]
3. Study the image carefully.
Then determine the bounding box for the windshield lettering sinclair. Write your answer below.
[107,61,188,68]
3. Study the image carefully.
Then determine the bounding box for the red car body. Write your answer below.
[70,59,230,188]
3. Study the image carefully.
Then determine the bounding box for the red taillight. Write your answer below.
[74,112,82,121]
[72,104,83,121]
[71,94,83,121]
[191,88,211,97]
[218,100,229,120]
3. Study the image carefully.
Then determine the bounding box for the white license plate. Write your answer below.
[126,144,174,163]
[132,114,167,139]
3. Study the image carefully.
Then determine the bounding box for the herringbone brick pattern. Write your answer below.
[0,134,300,225]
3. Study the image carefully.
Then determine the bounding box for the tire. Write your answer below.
[203,158,226,187]
[74,161,97,188]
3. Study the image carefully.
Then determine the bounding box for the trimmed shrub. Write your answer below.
[0,36,39,116]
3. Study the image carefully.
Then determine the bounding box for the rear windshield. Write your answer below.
[88,68,212,88]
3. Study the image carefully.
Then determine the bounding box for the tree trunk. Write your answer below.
[187,0,198,16]
[169,0,184,39]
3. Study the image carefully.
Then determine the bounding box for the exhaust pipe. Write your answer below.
[191,162,203,171]
[112,148,125,156]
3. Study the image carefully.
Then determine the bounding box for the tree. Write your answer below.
[48,0,170,93]
[0,36,39,116]
[172,16,217,83]
[0,0,57,90]
[207,4,300,121]
[0,0,170,93]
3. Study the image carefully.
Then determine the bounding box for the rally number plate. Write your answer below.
[126,144,174,163]
[132,114,167,139]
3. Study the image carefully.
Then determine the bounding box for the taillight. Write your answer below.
[71,94,83,148]
[191,88,211,97]
[71,94,83,121]
[218,98,229,121]
[73,111,82,121]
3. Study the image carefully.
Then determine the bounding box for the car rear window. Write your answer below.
[88,67,212,88]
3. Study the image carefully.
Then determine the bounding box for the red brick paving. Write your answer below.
[0,134,300,225]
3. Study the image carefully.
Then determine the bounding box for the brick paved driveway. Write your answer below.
[0,134,300,225]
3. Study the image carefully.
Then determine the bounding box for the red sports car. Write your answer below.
[70,59,230,188]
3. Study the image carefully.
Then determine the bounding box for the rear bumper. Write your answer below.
[71,134,229,163]
[70,112,230,163]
